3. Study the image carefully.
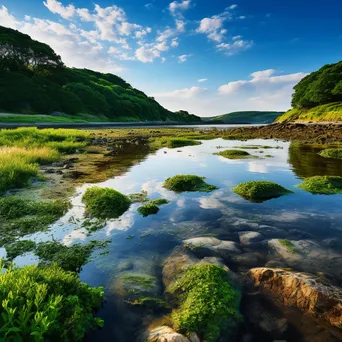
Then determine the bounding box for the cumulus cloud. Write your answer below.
[178,54,192,63]
[169,0,191,17]
[216,39,253,55]
[135,45,160,62]
[43,0,75,19]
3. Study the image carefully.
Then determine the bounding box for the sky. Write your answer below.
[1,0,342,117]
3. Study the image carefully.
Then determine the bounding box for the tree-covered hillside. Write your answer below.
[0,26,200,123]
[203,111,284,124]
[276,60,342,122]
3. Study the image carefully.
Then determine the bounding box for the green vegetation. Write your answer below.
[164,175,218,193]
[279,239,297,254]
[150,137,201,149]
[82,186,131,219]
[319,148,342,160]
[121,274,154,289]
[233,180,293,202]
[203,111,284,124]
[151,198,170,206]
[168,264,241,342]
[297,176,342,194]
[137,203,159,217]
[215,149,252,159]
[0,26,200,123]
[0,260,104,341]
[5,240,36,260]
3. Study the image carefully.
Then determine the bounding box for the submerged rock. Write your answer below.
[138,326,195,342]
[248,267,342,329]
[239,231,263,245]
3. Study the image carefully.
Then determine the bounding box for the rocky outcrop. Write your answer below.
[138,326,200,342]
[248,267,342,329]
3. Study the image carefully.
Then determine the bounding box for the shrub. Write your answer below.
[168,264,241,342]
[164,175,218,193]
[319,148,342,160]
[82,186,131,219]
[233,180,293,202]
[137,203,159,217]
[0,260,104,341]
[297,176,342,194]
[215,149,252,159]
[150,137,201,149]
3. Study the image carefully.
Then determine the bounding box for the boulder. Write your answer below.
[248,267,342,329]
[138,326,192,342]
[238,231,263,245]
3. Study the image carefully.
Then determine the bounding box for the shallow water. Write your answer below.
[6,138,342,341]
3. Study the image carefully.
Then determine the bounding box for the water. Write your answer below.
[7,138,342,341]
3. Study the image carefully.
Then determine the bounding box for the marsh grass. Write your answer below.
[164,175,218,193]
[150,137,201,149]
[215,149,253,159]
[297,176,342,194]
[233,180,293,202]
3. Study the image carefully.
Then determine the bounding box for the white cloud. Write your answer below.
[198,78,208,83]
[171,38,179,47]
[0,5,19,29]
[155,41,169,51]
[161,57,166,63]
[232,35,242,40]
[175,19,185,32]
[228,4,238,9]
[178,54,191,63]
[43,0,75,19]
[216,39,253,55]
[145,3,153,9]
[135,45,160,62]
[238,15,246,19]
[169,0,191,17]
[197,16,226,42]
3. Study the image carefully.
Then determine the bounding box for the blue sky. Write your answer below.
[1,0,342,116]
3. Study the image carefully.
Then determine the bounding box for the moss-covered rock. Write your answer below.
[319,148,342,160]
[167,264,241,342]
[233,180,293,202]
[297,176,342,194]
[82,186,131,219]
[137,203,159,217]
[164,175,218,193]
[215,149,252,159]
[150,137,201,149]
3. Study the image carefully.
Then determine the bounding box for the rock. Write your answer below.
[198,256,228,269]
[183,237,241,259]
[248,267,342,329]
[265,260,286,268]
[233,252,263,268]
[239,231,263,245]
[138,326,192,342]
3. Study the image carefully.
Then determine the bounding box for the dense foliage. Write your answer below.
[292,60,342,108]
[0,26,200,122]
[0,260,104,341]
[164,175,218,193]
[297,176,342,194]
[82,186,131,219]
[168,264,241,342]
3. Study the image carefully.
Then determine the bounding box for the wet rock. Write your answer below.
[239,231,263,245]
[183,237,241,259]
[198,256,228,269]
[248,267,342,329]
[265,260,286,268]
[138,326,192,342]
[233,252,264,268]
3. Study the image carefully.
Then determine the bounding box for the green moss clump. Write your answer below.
[164,175,218,193]
[279,239,297,254]
[0,259,104,341]
[168,264,241,342]
[233,180,293,202]
[82,186,131,219]
[319,148,342,160]
[151,198,170,206]
[297,176,342,194]
[5,240,36,260]
[121,274,154,289]
[137,203,159,217]
[215,149,252,159]
[150,137,201,149]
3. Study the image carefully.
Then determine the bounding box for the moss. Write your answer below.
[137,203,159,217]
[121,275,154,289]
[127,296,169,309]
[297,176,342,194]
[164,175,218,193]
[168,264,241,342]
[215,149,252,159]
[319,148,342,160]
[150,137,201,149]
[233,180,293,202]
[5,240,36,260]
[151,198,170,206]
[279,239,297,254]
[128,190,148,203]
[82,186,131,219]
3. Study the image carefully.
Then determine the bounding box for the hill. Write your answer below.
[0,26,200,123]
[203,111,284,124]
[276,60,342,123]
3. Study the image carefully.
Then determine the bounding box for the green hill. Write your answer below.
[203,111,284,124]
[0,26,200,123]
[276,60,342,123]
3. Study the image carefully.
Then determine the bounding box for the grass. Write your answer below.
[215,149,252,159]
[168,264,241,342]
[297,176,342,194]
[233,180,293,202]
[279,239,297,254]
[164,175,218,193]
[319,148,342,160]
[149,137,201,149]
[82,186,131,219]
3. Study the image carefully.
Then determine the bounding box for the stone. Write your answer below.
[138,326,191,342]
[248,267,342,329]
[238,231,263,245]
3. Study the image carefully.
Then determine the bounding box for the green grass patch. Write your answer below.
[215,149,252,159]
[168,264,241,342]
[319,148,342,160]
[82,186,131,219]
[233,180,293,202]
[151,198,170,206]
[279,239,297,254]
[150,137,201,149]
[297,176,342,194]
[0,259,104,341]
[164,174,218,193]
[137,203,159,217]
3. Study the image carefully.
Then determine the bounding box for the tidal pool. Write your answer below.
[7,138,342,341]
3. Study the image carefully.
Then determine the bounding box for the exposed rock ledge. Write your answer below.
[248,267,342,329]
